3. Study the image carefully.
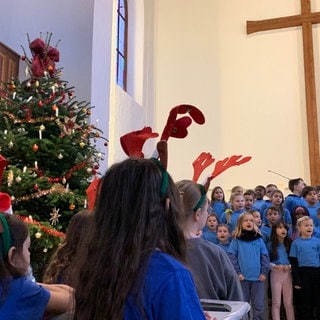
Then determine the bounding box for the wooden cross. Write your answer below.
[247,0,320,185]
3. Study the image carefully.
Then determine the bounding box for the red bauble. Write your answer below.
[32,144,39,152]
[38,101,43,107]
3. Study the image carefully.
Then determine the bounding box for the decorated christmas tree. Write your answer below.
[0,33,108,278]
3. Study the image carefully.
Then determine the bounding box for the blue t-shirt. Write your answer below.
[210,201,230,219]
[124,251,205,320]
[220,210,244,232]
[289,237,320,267]
[0,276,50,319]
[267,243,290,265]
[218,242,230,253]
[228,237,270,281]
[201,231,218,244]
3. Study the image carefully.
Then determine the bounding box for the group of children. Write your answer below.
[201,179,320,320]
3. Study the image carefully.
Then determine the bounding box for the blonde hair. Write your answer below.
[233,212,261,238]
[296,215,313,228]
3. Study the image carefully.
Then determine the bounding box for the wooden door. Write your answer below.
[0,42,20,90]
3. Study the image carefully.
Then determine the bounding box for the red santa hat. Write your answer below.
[0,192,12,214]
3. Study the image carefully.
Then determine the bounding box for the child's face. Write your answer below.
[305,191,318,205]
[213,188,224,201]
[233,187,244,194]
[294,207,307,220]
[242,214,255,231]
[254,187,265,200]
[206,215,218,231]
[298,219,313,238]
[294,180,305,195]
[265,186,277,199]
[252,211,262,227]
[244,195,254,209]
[276,224,287,241]
[217,226,230,243]
[266,209,280,224]
[271,192,283,206]
[232,195,245,211]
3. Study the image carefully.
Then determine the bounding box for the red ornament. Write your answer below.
[38,101,43,107]
[32,144,39,152]
[34,184,39,191]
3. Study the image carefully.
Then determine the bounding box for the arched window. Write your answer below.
[116,0,128,91]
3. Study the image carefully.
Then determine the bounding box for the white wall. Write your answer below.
[154,0,320,193]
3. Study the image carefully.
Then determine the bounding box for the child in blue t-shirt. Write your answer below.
[201,212,219,244]
[220,193,245,233]
[0,213,73,319]
[210,186,230,219]
[228,212,270,319]
[216,223,231,252]
[289,216,320,320]
[268,220,295,320]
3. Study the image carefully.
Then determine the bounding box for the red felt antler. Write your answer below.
[209,155,252,180]
[160,104,205,141]
[120,127,159,158]
[192,152,215,182]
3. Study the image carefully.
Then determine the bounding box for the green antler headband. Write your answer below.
[193,184,206,211]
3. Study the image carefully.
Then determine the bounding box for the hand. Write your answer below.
[258,274,266,282]
[204,311,218,320]
[238,274,244,281]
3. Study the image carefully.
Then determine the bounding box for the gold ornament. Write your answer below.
[79,141,85,148]
[49,207,61,225]
[35,232,42,238]
[69,203,76,210]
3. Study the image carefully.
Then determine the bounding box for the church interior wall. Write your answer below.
[154,0,320,193]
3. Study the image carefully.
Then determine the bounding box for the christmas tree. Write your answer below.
[0,33,108,278]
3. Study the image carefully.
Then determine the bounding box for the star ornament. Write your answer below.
[49,207,61,225]
[63,115,80,135]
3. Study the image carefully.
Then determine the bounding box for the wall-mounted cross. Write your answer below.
[247,0,320,185]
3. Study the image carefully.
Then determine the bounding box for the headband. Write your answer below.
[151,158,169,198]
[0,214,11,259]
[193,184,206,211]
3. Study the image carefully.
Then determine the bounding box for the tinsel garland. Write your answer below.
[16,214,66,239]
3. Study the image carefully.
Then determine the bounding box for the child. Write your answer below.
[220,193,245,233]
[74,158,207,319]
[301,185,320,225]
[43,210,92,286]
[289,216,320,320]
[201,212,219,244]
[253,185,266,211]
[228,212,270,320]
[251,210,262,228]
[284,178,307,216]
[210,186,230,219]
[216,223,231,253]
[262,189,291,226]
[291,206,309,240]
[244,189,256,211]
[0,213,73,319]
[268,221,295,320]
[259,183,277,216]
[177,179,243,301]
[260,206,281,244]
